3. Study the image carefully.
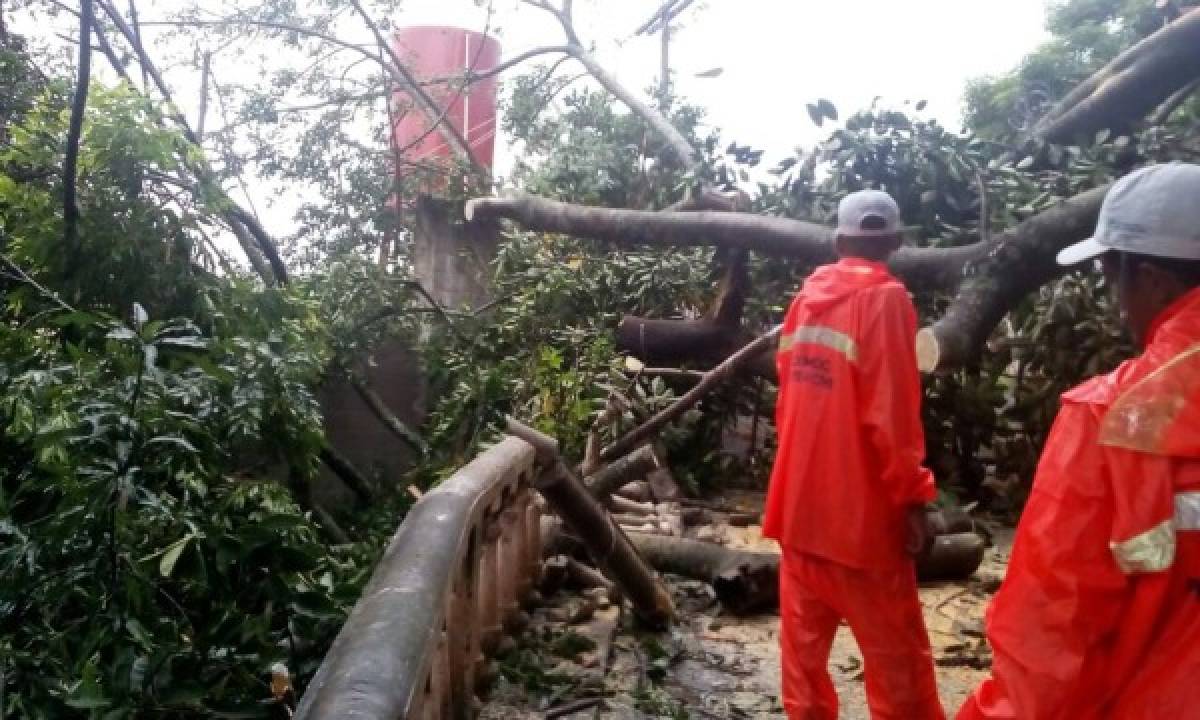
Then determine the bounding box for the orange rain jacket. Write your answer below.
[762,257,937,569]
[958,286,1200,720]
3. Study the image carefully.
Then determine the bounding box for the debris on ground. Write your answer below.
[481,489,1014,719]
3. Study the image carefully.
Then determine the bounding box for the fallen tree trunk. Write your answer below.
[467,191,997,292]
[542,520,984,614]
[625,533,780,615]
[1032,8,1200,143]
[468,188,1109,371]
[918,185,1109,371]
[466,192,836,263]
[507,417,675,627]
[544,523,987,615]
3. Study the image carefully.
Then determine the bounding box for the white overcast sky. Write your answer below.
[17,0,1054,249]
[404,0,1053,175]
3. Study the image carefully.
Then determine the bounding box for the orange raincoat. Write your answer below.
[958,286,1200,720]
[763,257,937,564]
[764,257,942,719]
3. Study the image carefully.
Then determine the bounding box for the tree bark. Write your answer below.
[918,185,1109,371]
[583,445,660,500]
[62,0,93,271]
[1032,8,1200,143]
[507,417,675,627]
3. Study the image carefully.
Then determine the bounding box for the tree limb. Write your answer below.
[917,185,1109,371]
[348,375,429,456]
[519,0,699,171]
[1032,8,1200,142]
[600,326,781,464]
[92,0,289,284]
[346,0,480,168]
[63,0,94,269]
[466,191,834,261]
[318,444,376,504]
[1150,77,1200,125]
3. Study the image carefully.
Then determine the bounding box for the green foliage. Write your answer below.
[503,77,712,209]
[421,230,712,466]
[0,36,366,717]
[0,297,356,717]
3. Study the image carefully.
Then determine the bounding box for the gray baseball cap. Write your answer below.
[1057,163,1200,266]
[836,189,903,238]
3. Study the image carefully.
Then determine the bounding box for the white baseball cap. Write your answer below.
[1057,163,1200,266]
[836,189,903,238]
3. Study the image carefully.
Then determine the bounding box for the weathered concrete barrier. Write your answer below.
[296,437,542,720]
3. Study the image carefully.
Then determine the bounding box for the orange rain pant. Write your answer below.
[780,549,945,720]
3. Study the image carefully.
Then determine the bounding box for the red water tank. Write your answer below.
[391,26,501,174]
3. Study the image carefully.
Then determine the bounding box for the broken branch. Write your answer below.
[600,327,781,464]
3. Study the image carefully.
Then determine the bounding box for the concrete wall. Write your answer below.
[411,194,499,311]
[314,340,426,508]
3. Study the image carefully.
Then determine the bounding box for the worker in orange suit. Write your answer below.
[958,163,1200,719]
[763,189,944,720]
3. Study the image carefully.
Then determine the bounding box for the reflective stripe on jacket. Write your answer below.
[958,286,1200,720]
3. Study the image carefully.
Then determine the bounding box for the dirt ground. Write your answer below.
[481,495,1012,719]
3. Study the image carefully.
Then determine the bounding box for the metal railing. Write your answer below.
[295,436,542,720]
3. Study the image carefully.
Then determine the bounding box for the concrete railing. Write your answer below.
[295,436,542,720]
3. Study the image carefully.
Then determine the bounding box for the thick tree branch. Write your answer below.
[918,185,1109,371]
[1150,77,1200,125]
[63,0,93,267]
[348,375,428,456]
[318,444,375,504]
[467,191,834,260]
[1032,8,1200,142]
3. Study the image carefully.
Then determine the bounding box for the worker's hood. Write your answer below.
[797,258,896,314]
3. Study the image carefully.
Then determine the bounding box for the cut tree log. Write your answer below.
[1032,8,1200,143]
[584,445,660,500]
[607,495,656,516]
[915,533,987,582]
[625,533,780,615]
[546,522,988,615]
[506,417,675,627]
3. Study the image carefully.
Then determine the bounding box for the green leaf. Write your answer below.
[159,535,192,578]
[806,103,824,127]
[817,98,838,121]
